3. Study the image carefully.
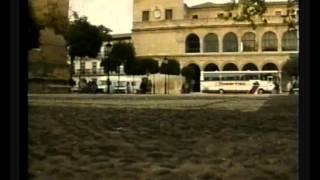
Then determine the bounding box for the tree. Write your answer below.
[139,58,159,75]
[65,12,111,77]
[282,54,298,76]
[125,60,145,76]
[103,42,136,73]
[218,0,267,29]
[160,58,180,75]
[160,58,180,94]
[140,58,159,94]
[101,42,136,89]
[218,0,297,30]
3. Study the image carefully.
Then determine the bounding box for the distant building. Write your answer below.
[132,0,299,92]
[68,33,145,93]
[70,1,299,94]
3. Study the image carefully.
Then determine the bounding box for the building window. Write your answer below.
[242,32,256,52]
[165,9,173,20]
[262,31,278,51]
[282,31,298,51]
[92,62,97,74]
[185,34,200,53]
[223,32,238,52]
[275,11,282,16]
[142,11,149,21]
[80,61,85,74]
[192,15,198,19]
[204,33,219,52]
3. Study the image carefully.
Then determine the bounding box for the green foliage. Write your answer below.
[160,58,180,75]
[65,12,111,60]
[125,57,159,76]
[140,58,159,74]
[220,0,298,30]
[282,54,299,76]
[124,60,145,75]
[109,42,136,67]
[219,0,267,30]
[101,42,136,74]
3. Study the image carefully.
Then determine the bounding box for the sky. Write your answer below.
[69,0,286,34]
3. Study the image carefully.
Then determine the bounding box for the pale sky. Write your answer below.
[69,0,286,34]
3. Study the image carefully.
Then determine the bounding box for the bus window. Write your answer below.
[212,77,220,81]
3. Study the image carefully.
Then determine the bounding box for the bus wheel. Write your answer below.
[219,89,224,94]
[258,89,264,94]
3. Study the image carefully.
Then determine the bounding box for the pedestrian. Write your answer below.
[126,82,131,94]
[273,81,279,94]
[286,81,293,94]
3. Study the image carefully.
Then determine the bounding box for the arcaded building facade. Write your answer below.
[132,0,298,92]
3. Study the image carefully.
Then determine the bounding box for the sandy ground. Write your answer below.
[28,94,298,180]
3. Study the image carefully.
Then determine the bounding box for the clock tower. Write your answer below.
[133,0,185,22]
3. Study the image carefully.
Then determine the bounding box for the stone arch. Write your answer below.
[282,30,298,51]
[223,63,239,71]
[242,63,259,71]
[185,34,200,53]
[183,63,201,92]
[203,33,219,52]
[223,32,238,52]
[204,63,219,71]
[241,32,256,52]
[262,31,278,51]
[262,63,279,70]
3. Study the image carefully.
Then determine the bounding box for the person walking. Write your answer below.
[286,81,293,94]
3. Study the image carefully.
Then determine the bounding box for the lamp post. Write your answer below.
[163,57,168,94]
[117,64,123,93]
[104,42,112,94]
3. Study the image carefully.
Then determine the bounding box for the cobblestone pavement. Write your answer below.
[28,94,298,180]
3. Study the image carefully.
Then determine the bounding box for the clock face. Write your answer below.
[153,9,161,19]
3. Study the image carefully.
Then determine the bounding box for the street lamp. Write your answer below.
[117,63,123,93]
[163,57,168,94]
[104,42,112,94]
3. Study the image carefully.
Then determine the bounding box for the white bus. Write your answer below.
[200,71,280,94]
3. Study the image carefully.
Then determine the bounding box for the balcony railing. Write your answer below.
[74,69,126,76]
[133,16,295,31]
[74,69,105,75]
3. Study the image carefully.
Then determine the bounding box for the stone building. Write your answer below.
[132,0,299,92]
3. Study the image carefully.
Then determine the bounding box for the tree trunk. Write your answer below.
[70,55,75,86]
